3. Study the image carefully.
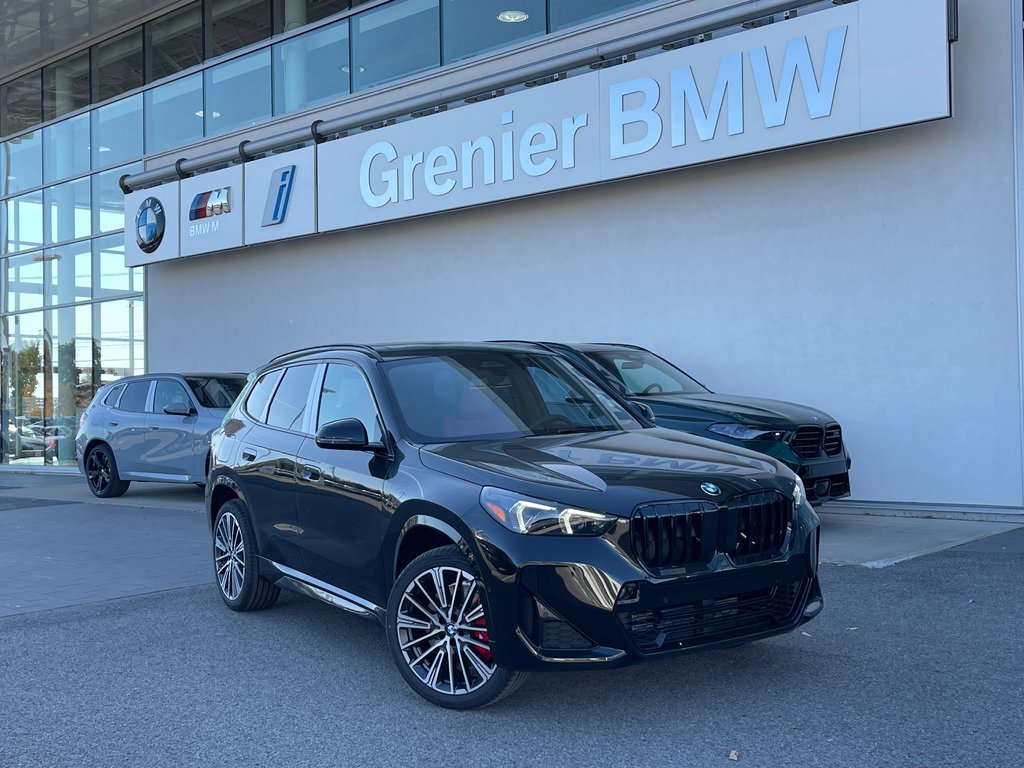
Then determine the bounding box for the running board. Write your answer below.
[264,559,385,623]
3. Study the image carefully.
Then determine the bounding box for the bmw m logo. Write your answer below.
[135,197,166,254]
[700,482,721,496]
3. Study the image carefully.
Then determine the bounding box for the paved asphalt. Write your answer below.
[1,479,1022,767]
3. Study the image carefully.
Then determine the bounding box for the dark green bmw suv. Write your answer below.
[511,343,852,506]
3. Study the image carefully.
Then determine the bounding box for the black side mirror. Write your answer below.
[315,418,369,450]
[635,403,656,423]
[163,403,193,416]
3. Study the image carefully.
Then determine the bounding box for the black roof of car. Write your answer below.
[268,341,555,363]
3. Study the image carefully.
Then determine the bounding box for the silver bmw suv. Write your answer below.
[76,373,247,497]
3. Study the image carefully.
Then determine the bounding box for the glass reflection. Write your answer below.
[5,253,45,312]
[144,74,203,154]
[443,0,545,63]
[48,304,95,464]
[205,51,272,136]
[47,242,92,306]
[1,131,43,196]
[97,298,145,383]
[0,311,47,464]
[351,0,439,91]
[93,163,143,234]
[3,191,44,254]
[273,21,350,116]
[91,95,144,168]
[43,114,91,184]
[45,177,92,245]
[549,0,650,31]
[94,235,143,298]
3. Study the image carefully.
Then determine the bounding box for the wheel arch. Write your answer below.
[390,502,469,589]
[208,474,246,534]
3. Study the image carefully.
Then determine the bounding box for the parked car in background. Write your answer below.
[76,373,247,497]
[206,343,822,709]
[506,342,852,506]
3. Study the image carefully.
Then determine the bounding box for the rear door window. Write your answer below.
[102,383,125,406]
[118,381,152,413]
[266,365,317,432]
[245,369,283,422]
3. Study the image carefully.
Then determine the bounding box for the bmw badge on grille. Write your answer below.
[700,482,720,496]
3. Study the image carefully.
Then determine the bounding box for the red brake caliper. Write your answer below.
[470,595,493,664]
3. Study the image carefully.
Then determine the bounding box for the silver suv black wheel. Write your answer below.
[84,444,130,498]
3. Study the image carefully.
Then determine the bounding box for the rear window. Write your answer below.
[118,381,151,413]
[185,376,246,409]
[102,383,125,406]
[245,369,283,422]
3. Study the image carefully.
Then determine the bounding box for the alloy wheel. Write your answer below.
[86,450,110,493]
[396,566,496,696]
[214,511,245,601]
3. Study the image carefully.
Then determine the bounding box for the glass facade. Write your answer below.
[0,0,657,468]
[1,111,144,466]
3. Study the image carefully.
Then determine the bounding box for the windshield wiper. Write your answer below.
[532,425,617,436]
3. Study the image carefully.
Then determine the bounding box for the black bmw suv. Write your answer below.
[207,343,823,708]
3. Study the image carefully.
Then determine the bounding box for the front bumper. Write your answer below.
[470,507,822,671]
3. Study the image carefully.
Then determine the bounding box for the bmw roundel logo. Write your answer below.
[135,197,166,254]
[700,482,721,496]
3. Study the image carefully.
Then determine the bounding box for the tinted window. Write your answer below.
[102,383,125,406]
[186,376,247,409]
[118,381,151,412]
[153,379,192,413]
[266,365,316,431]
[317,364,382,442]
[245,369,283,421]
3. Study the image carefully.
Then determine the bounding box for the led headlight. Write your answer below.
[707,423,786,441]
[793,475,806,509]
[480,487,617,535]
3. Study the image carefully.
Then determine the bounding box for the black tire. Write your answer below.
[386,545,529,709]
[213,499,280,611]
[84,443,131,498]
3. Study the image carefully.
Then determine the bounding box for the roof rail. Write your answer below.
[264,344,383,365]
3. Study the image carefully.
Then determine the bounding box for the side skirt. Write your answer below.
[262,558,386,624]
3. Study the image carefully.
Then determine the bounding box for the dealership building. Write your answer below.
[1,0,1021,517]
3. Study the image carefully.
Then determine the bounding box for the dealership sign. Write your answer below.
[124,0,950,266]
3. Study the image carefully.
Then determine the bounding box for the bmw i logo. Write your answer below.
[135,197,166,254]
[700,482,721,496]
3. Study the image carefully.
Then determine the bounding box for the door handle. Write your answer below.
[149,425,159,430]
[109,421,118,427]
[241,450,256,461]
[301,465,322,482]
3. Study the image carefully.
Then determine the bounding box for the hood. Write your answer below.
[419,428,793,506]
[640,393,835,428]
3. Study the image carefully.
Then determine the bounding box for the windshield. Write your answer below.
[382,351,640,443]
[584,349,709,396]
[185,376,247,409]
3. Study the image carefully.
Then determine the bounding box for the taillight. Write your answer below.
[79,411,88,429]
